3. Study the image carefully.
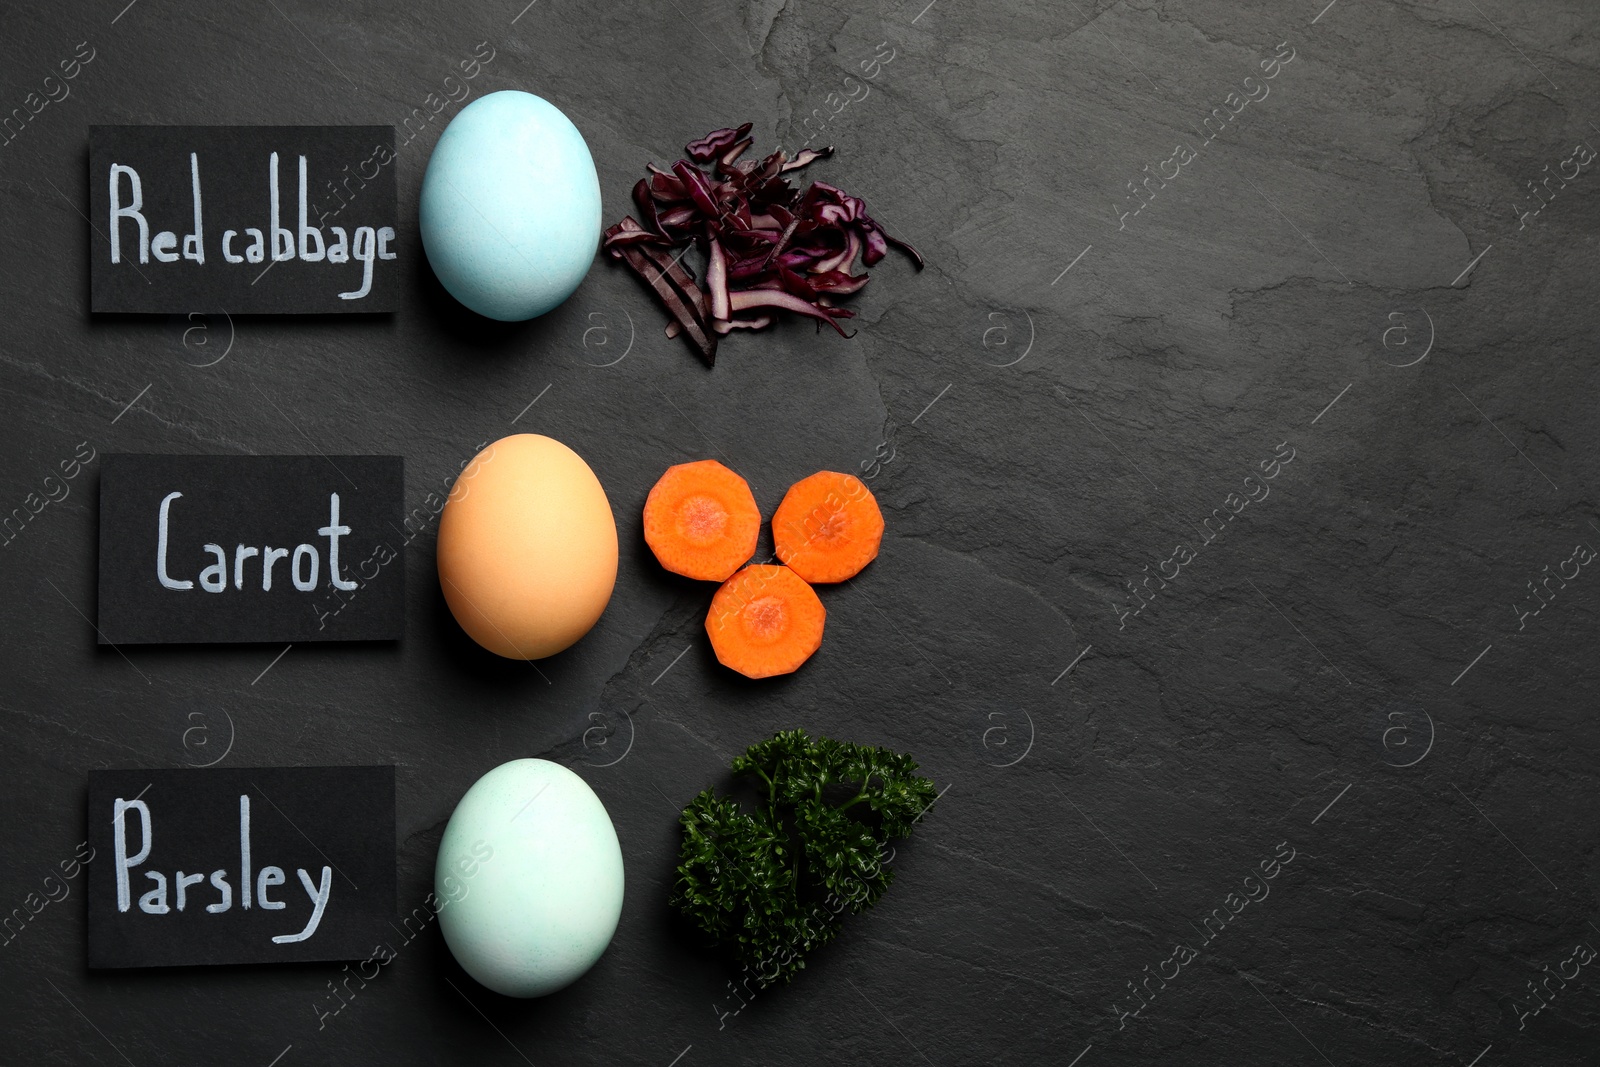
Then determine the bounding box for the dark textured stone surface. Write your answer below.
[3,0,1598,1063]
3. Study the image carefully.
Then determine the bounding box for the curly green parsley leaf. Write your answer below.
[671,729,938,986]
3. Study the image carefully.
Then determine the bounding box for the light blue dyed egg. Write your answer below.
[435,759,624,997]
[420,91,602,321]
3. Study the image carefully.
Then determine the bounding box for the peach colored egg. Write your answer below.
[437,434,617,659]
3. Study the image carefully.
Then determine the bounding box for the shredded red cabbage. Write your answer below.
[602,125,922,366]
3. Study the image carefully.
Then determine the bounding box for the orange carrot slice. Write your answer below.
[706,565,826,678]
[771,471,884,583]
[644,459,761,582]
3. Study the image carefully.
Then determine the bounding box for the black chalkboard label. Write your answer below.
[96,454,405,644]
[87,766,396,969]
[88,126,399,314]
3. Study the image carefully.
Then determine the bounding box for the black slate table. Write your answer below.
[3,1,1598,1064]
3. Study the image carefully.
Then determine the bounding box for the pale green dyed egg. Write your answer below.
[436,758,624,997]
[420,90,602,321]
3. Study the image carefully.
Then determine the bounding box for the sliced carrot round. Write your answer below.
[706,565,826,678]
[771,471,884,583]
[644,459,761,582]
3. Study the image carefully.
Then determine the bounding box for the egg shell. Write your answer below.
[437,434,617,660]
[436,759,624,998]
[420,90,602,321]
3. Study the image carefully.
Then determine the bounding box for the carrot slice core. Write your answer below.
[743,595,788,641]
[679,494,731,545]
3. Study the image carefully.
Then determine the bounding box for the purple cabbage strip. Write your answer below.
[729,289,855,336]
[686,122,753,163]
[707,237,731,325]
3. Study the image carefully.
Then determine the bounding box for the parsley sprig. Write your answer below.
[672,729,938,986]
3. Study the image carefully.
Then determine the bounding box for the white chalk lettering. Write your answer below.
[153,492,356,595]
[108,792,334,945]
[104,147,393,298]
